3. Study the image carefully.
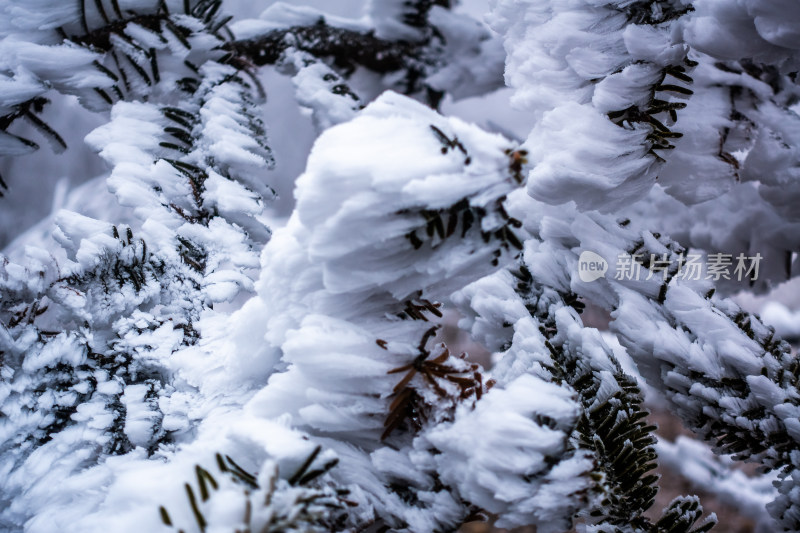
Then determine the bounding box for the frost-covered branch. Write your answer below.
[482,1,800,529]
[226,1,503,106]
[489,0,696,211]
[656,436,778,528]
[455,259,715,532]
[235,92,553,531]
[0,217,201,525]
[226,23,421,75]
[500,197,800,530]
[0,0,504,168]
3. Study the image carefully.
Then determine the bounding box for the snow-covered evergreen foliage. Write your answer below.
[2,0,800,532]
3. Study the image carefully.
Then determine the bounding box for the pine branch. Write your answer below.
[382,324,488,440]
[160,451,347,533]
[455,258,715,531]
[399,0,453,29]
[64,2,445,103]
[607,56,696,162]
[0,225,193,460]
[519,204,800,530]
[0,97,58,157]
[87,59,275,295]
[224,23,426,78]
[510,269,714,531]
[618,1,695,25]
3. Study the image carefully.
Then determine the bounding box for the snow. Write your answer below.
[3,41,115,92]
[684,0,800,69]
[0,69,45,114]
[3,0,81,33]
[366,0,429,41]
[761,301,800,339]
[288,91,519,298]
[258,2,370,32]
[289,57,361,131]
[657,436,777,525]
[424,374,592,530]
[424,7,505,101]
[526,102,658,211]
